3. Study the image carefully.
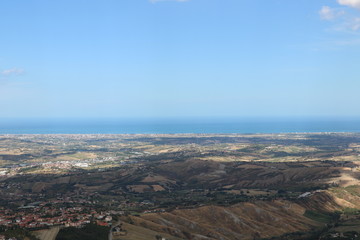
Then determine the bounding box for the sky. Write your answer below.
[1,0,360,119]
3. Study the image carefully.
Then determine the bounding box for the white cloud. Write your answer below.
[349,17,360,30]
[319,6,344,20]
[338,0,360,10]
[1,68,25,76]
[319,1,360,32]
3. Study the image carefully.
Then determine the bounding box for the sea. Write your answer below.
[0,118,360,134]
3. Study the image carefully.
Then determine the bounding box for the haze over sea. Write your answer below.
[0,118,359,134]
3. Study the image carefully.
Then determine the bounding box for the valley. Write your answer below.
[1,133,360,239]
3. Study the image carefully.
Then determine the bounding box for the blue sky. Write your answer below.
[1,0,360,119]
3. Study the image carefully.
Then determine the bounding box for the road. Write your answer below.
[109,221,121,240]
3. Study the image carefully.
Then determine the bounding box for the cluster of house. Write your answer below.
[0,204,114,229]
[297,190,323,199]
[142,208,166,214]
[0,156,119,177]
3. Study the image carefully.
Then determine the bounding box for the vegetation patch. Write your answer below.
[55,224,109,240]
[0,227,40,240]
[303,210,335,223]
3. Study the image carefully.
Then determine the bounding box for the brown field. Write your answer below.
[32,226,60,240]
[113,222,183,240]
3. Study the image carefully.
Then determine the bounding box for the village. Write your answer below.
[0,201,116,229]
